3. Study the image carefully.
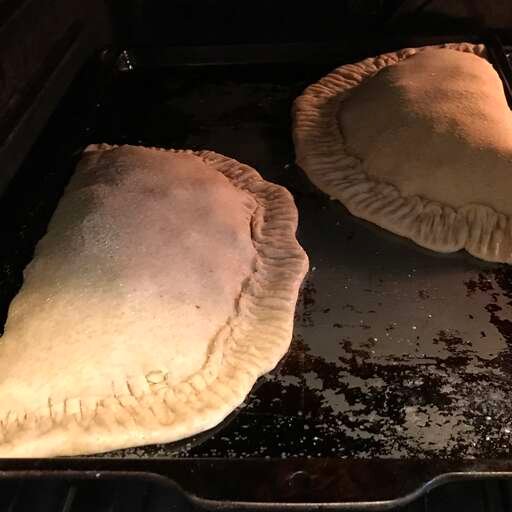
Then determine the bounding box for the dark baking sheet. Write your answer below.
[2,38,512,508]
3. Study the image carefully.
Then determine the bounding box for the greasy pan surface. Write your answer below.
[1,40,512,505]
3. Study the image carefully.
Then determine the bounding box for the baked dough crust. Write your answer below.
[293,42,512,262]
[0,144,308,457]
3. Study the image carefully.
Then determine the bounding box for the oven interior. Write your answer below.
[2,1,512,510]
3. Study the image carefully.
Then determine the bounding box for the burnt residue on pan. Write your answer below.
[109,264,512,460]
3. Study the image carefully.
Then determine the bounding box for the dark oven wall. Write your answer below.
[0,0,111,193]
[106,0,512,46]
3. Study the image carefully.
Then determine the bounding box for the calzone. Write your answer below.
[0,144,308,456]
[293,43,512,262]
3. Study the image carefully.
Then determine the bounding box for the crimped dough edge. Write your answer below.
[0,144,309,457]
[292,42,512,263]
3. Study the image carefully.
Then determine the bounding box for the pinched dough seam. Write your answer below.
[0,146,308,456]
[293,42,512,263]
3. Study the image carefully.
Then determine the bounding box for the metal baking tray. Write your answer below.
[2,34,512,509]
